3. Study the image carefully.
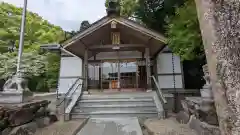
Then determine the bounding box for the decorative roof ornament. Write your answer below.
[106,0,120,16]
[111,21,117,29]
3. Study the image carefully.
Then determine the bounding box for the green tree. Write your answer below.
[166,0,203,60]
[0,2,65,52]
[107,0,202,60]
[105,0,139,17]
[0,51,47,79]
[0,2,65,90]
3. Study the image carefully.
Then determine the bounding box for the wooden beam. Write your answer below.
[89,48,144,53]
[88,44,146,49]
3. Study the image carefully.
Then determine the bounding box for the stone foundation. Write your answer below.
[177,97,220,135]
[0,90,33,104]
[0,100,58,134]
[188,116,220,135]
[184,97,218,126]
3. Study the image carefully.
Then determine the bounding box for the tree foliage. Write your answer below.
[166,0,203,60]
[0,2,66,90]
[105,0,139,17]
[105,0,203,60]
[0,2,65,52]
[134,0,185,33]
[0,51,47,79]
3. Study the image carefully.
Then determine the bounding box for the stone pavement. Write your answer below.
[34,119,86,135]
[77,117,143,135]
[144,117,197,135]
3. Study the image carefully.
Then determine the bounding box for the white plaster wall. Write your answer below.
[158,75,183,89]
[156,53,183,89]
[157,53,181,74]
[58,56,82,94]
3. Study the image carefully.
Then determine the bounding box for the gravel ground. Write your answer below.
[144,117,197,135]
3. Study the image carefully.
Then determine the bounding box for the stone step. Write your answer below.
[71,110,158,119]
[78,98,153,103]
[71,92,164,119]
[81,95,154,100]
[76,104,156,108]
[73,106,157,113]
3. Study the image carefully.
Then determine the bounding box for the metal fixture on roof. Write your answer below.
[106,0,120,16]
[111,21,117,29]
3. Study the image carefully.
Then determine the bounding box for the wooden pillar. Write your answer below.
[145,48,151,89]
[84,49,88,91]
[136,66,139,89]
[117,51,121,90]
[99,65,102,90]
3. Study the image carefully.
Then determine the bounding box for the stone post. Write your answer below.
[0,74,33,103]
[200,64,213,99]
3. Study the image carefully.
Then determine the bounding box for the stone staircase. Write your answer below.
[70,92,164,119]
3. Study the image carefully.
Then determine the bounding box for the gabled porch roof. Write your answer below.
[62,16,167,59]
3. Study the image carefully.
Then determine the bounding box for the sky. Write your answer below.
[1,0,106,31]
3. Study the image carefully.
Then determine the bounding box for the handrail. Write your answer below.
[151,76,167,104]
[57,77,82,106]
[63,80,83,117]
[56,77,84,121]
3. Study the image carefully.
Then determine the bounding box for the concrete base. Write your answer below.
[176,111,190,124]
[200,88,213,98]
[83,91,90,95]
[0,90,33,104]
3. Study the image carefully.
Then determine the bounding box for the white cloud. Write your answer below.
[1,0,106,31]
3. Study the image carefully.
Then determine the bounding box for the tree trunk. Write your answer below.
[194,0,240,134]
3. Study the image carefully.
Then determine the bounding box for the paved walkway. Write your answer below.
[144,118,197,135]
[77,117,143,135]
[34,120,86,135]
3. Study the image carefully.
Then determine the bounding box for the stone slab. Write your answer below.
[176,111,190,124]
[0,91,33,104]
[188,115,220,135]
[144,118,197,135]
[9,121,38,135]
[34,119,87,135]
[77,117,143,135]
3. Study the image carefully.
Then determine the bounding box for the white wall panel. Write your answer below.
[156,51,184,89]
[60,57,82,77]
[58,56,83,94]
[157,53,181,74]
[158,75,183,89]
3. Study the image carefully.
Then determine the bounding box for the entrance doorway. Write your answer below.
[101,61,119,90]
[88,59,146,91]
[119,60,138,89]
